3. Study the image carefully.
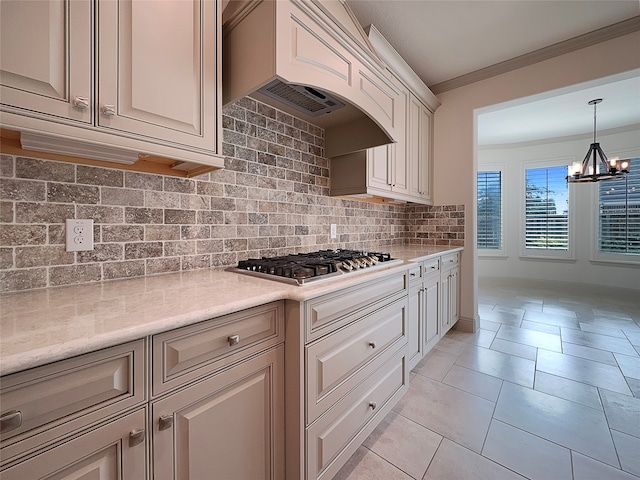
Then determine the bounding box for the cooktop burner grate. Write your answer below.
[229,249,399,285]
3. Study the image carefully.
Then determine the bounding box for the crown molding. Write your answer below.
[430,15,640,95]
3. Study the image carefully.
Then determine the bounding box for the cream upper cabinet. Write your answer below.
[329,36,438,205]
[0,0,223,177]
[0,0,93,125]
[97,0,219,151]
[418,101,434,202]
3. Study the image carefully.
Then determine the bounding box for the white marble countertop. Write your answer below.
[0,246,462,376]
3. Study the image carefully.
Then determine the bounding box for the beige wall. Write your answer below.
[433,31,640,330]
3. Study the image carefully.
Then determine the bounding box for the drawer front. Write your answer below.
[306,297,406,423]
[306,351,407,480]
[1,408,147,480]
[1,340,145,463]
[422,257,440,276]
[152,301,284,396]
[305,271,407,342]
[441,252,459,270]
[408,265,421,282]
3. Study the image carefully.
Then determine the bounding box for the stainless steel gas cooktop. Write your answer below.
[227,249,400,286]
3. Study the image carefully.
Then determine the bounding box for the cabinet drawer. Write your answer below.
[0,340,145,464]
[306,297,406,423]
[408,264,421,282]
[305,271,407,342]
[1,408,146,479]
[422,257,440,276]
[152,301,284,396]
[306,351,407,480]
[441,252,459,269]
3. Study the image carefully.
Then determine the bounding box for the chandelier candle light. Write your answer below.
[566,98,630,183]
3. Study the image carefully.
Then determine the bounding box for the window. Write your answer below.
[477,170,502,250]
[524,165,569,252]
[598,157,640,255]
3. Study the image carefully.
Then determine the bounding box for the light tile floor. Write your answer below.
[335,278,640,479]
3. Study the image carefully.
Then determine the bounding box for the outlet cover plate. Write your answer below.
[66,219,94,252]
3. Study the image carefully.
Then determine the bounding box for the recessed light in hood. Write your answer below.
[222,0,403,157]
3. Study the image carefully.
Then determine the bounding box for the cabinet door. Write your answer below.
[407,281,422,370]
[423,275,440,354]
[97,0,220,153]
[440,267,459,335]
[407,93,422,198]
[389,79,409,197]
[440,272,451,333]
[367,144,392,192]
[0,409,147,480]
[152,346,284,480]
[418,104,433,202]
[0,0,92,124]
[449,267,460,325]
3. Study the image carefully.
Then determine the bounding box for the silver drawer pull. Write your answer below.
[410,272,417,277]
[228,334,240,346]
[101,104,116,116]
[0,410,23,433]
[73,95,89,110]
[368,341,376,349]
[368,401,377,410]
[129,428,145,447]
[159,414,174,430]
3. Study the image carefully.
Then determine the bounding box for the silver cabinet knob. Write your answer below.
[159,414,174,430]
[73,95,89,110]
[101,104,116,116]
[0,410,23,433]
[368,401,377,410]
[129,427,145,447]
[228,334,240,346]
[368,341,376,349]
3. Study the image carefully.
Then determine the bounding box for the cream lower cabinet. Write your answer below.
[285,269,409,480]
[0,340,147,479]
[152,346,284,480]
[407,265,423,370]
[440,252,460,336]
[406,250,462,372]
[1,408,147,480]
[1,301,285,480]
[407,257,441,371]
[150,301,285,480]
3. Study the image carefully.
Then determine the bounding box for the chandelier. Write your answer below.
[566,99,630,183]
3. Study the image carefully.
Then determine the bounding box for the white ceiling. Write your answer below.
[345,0,640,144]
[477,72,640,145]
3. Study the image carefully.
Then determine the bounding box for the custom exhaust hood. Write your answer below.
[222,0,402,158]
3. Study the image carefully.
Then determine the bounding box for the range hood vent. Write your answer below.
[259,80,345,117]
[223,0,402,158]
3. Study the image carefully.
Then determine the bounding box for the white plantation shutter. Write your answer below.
[525,165,569,250]
[598,158,640,254]
[477,171,502,249]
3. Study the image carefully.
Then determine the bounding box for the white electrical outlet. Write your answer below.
[66,219,94,252]
[330,223,337,239]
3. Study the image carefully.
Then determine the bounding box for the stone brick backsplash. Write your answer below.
[0,97,464,293]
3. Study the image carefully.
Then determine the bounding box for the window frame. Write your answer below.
[520,157,576,260]
[477,163,506,257]
[590,153,640,265]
